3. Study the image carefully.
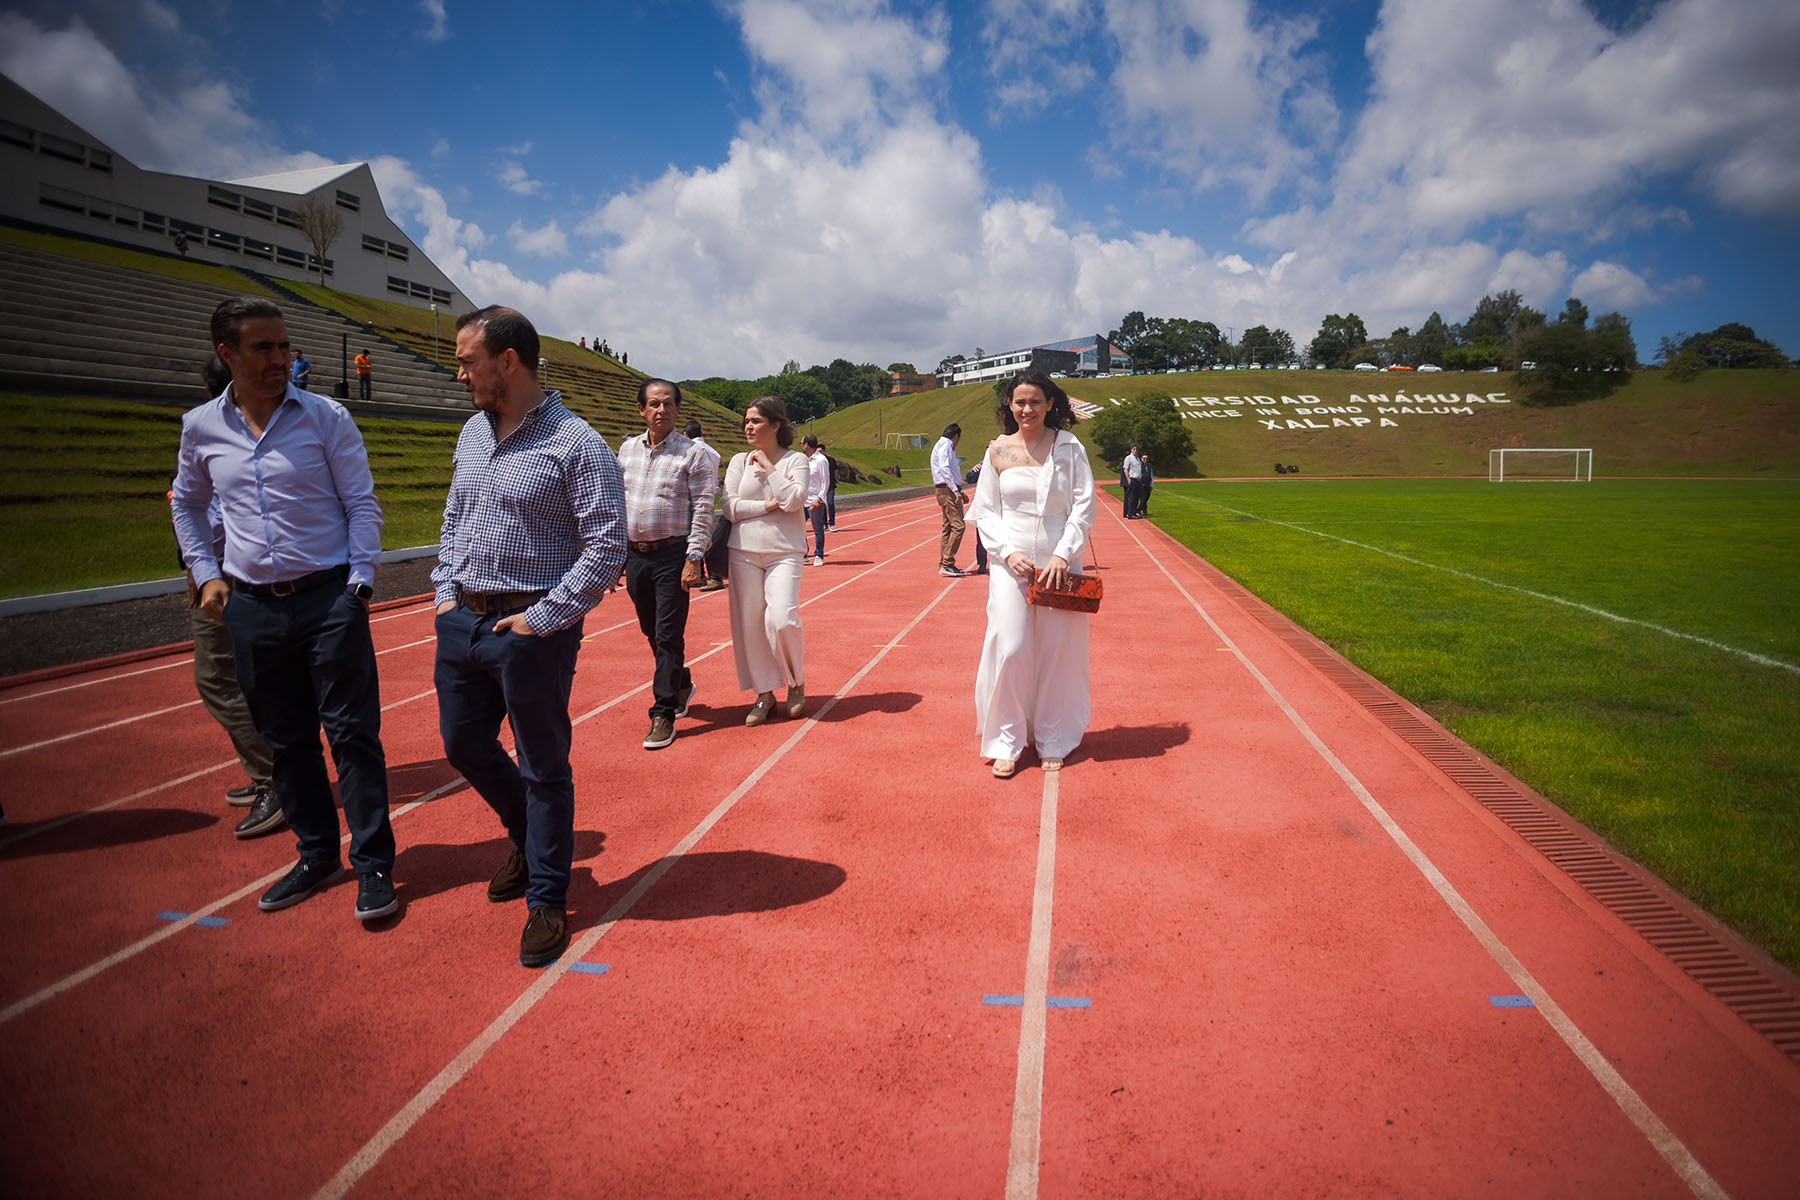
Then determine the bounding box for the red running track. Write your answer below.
[0,492,1795,1198]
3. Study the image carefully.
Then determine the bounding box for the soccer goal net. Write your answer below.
[883,433,927,449]
[1488,448,1594,482]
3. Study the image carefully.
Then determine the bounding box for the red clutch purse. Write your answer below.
[1027,573,1103,612]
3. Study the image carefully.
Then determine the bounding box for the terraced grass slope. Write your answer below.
[813,369,1800,481]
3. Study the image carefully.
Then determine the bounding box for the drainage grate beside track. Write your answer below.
[1192,559,1800,1067]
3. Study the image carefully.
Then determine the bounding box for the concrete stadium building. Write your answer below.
[935,334,1131,388]
[0,73,468,311]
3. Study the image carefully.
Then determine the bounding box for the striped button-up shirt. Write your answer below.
[430,391,626,634]
[616,429,716,556]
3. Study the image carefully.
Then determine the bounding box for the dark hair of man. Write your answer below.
[802,433,819,448]
[455,305,540,369]
[637,377,683,408]
[684,420,703,438]
[746,395,796,448]
[201,353,233,397]
[210,296,284,351]
[994,369,1079,434]
[942,423,961,440]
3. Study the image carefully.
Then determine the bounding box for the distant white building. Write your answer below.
[0,72,468,310]
[935,334,1130,387]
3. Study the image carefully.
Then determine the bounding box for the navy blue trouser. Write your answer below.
[625,544,691,721]
[224,574,394,874]
[434,603,582,909]
[808,503,827,558]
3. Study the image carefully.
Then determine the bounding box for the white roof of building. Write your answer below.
[227,162,362,194]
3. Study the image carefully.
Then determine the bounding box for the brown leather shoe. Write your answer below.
[785,684,806,718]
[745,692,776,726]
[487,847,527,902]
[520,905,568,968]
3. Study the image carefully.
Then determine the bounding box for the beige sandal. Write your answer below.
[785,684,806,719]
[745,693,776,727]
[1040,757,1063,772]
[992,758,1016,778]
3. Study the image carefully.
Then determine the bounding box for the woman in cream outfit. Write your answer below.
[723,396,809,725]
[967,370,1096,777]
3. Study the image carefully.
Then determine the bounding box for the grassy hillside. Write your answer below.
[0,224,279,296]
[815,369,1800,481]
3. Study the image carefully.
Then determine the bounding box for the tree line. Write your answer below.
[683,358,905,423]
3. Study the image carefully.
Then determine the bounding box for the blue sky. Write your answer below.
[2,0,1795,379]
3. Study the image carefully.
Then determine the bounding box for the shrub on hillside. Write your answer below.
[1087,391,1195,475]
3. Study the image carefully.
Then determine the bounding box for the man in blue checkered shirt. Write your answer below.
[432,305,626,968]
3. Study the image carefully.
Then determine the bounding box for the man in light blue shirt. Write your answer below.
[171,296,397,922]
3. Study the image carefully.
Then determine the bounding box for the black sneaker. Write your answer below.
[520,905,568,968]
[674,680,697,718]
[643,713,675,750]
[233,789,286,840]
[259,858,342,912]
[226,781,259,807]
[354,870,398,921]
[488,846,528,902]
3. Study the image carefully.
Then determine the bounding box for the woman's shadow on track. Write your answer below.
[1069,721,1190,763]
[568,849,846,927]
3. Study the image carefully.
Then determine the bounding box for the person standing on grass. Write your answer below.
[355,348,372,403]
[1122,443,1143,518]
[618,380,715,751]
[802,433,830,566]
[432,305,626,969]
[685,419,725,591]
[931,423,968,576]
[1139,453,1155,517]
[171,297,397,920]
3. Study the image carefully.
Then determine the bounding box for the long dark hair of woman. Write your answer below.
[201,353,232,397]
[745,395,796,448]
[994,370,1079,434]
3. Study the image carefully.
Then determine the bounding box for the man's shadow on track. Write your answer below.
[1070,721,1191,763]
[0,808,218,858]
[395,829,607,906]
[566,849,847,928]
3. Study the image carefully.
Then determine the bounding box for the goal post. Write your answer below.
[1488,448,1594,482]
[883,433,927,450]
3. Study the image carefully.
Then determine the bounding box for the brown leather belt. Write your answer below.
[628,535,684,554]
[456,586,547,616]
[228,565,347,597]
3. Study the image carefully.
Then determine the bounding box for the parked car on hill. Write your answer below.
[1353,362,1378,371]
[1417,363,1442,372]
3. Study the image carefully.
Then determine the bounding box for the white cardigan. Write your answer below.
[967,428,1097,568]
[723,449,810,555]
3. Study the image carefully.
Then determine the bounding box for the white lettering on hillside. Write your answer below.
[1107,392,1511,433]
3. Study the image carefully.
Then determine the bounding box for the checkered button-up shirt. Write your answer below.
[431,391,626,634]
[616,429,716,556]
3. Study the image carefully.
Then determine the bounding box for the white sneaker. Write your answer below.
[812,556,824,567]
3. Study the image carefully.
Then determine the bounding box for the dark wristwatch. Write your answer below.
[347,583,374,602]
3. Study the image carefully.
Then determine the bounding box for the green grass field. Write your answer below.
[1134,477,1800,969]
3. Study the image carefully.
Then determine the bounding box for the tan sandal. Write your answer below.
[745,693,776,727]
[785,684,806,719]
[992,758,1016,778]
[1040,757,1063,772]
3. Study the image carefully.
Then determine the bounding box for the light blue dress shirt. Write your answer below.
[171,383,383,589]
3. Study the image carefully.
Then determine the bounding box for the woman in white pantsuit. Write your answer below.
[724,396,809,726]
[967,370,1096,778]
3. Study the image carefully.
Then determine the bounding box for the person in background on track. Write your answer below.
[617,380,715,752]
[1121,442,1143,518]
[930,423,969,577]
[291,347,310,392]
[822,442,840,531]
[1139,453,1154,518]
[964,458,989,575]
[801,433,830,567]
[176,354,283,841]
[355,348,372,403]
[723,396,809,726]
[432,305,626,969]
[967,370,1096,779]
[171,297,396,920]
[685,419,726,591]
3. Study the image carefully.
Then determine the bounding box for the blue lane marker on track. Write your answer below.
[156,911,228,926]
[982,994,1089,1008]
[569,962,611,976]
[1490,994,1534,1007]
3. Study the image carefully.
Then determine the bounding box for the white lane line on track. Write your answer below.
[0,774,469,1027]
[0,637,439,759]
[312,579,959,1200]
[0,517,945,1020]
[0,519,940,841]
[1005,769,1061,1200]
[1115,511,1729,1200]
[0,602,437,708]
[1167,491,1797,676]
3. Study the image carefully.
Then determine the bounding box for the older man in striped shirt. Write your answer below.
[617,379,716,751]
[433,305,626,968]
